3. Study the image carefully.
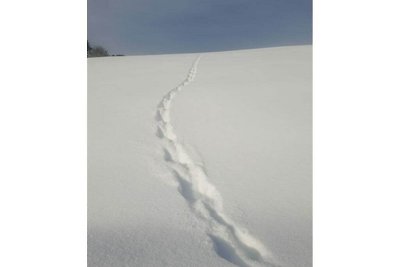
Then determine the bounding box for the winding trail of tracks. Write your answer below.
[155,56,278,267]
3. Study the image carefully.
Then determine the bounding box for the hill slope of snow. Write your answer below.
[88,45,312,267]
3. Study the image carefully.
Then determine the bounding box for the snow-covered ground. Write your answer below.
[88,45,312,267]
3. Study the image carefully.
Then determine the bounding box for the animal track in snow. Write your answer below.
[155,56,279,267]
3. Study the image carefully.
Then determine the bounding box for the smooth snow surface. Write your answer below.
[88,45,312,267]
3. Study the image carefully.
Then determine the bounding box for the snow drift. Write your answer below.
[88,45,312,267]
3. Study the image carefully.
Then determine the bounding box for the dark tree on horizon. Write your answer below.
[87,41,109,57]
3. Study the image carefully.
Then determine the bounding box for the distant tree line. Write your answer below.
[87,41,124,57]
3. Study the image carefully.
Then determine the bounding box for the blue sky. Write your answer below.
[88,0,312,55]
